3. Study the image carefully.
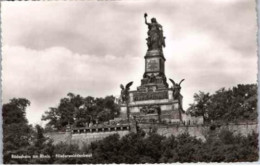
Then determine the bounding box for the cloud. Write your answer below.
[2,0,257,124]
[164,31,257,109]
[2,0,256,57]
[2,45,144,124]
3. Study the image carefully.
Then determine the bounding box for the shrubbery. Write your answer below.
[88,130,258,163]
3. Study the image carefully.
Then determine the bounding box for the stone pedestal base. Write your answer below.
[119,88,183,124]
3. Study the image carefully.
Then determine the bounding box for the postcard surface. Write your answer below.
[1,0,258,164]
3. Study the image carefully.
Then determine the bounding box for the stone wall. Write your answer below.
[45,130,130,148]
[45,123,258,148]
[71,130,130,148]
[139,122,258,141]
[45,132,71,145]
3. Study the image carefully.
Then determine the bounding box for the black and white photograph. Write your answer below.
[1,0,259,164]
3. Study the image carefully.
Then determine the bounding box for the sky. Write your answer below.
[2,0,257,125]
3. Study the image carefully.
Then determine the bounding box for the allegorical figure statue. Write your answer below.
[169,78,185,110]
[169,78,185,99]
[120,81,133,103]
[144,13,165,51]
[120,81,133,122]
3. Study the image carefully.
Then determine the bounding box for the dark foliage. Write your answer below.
[42,93,120,130]
[3,98,55,164]
[88,130,258,163]
[188,84,257,123]
[3,98,32,164]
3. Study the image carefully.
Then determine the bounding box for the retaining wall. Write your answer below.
[45,123,258,148]
[139,122,258,141]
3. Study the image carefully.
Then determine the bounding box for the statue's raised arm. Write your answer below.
[144,13,149,25]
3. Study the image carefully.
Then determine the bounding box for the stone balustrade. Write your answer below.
[71,124,131,134]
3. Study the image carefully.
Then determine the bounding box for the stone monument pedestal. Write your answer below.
[119,49,184,124]
[125,89,183,123]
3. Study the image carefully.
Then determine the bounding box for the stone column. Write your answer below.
[168,90,173,100]
[129,93,133,103]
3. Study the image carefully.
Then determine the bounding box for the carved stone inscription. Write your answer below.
[133,91,168,101]
[146,58,159,72]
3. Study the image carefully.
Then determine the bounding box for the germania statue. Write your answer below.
[144,13,166,51]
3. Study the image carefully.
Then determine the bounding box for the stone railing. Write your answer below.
[71,124,131,134]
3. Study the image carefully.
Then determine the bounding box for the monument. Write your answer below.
[120,13,185,124]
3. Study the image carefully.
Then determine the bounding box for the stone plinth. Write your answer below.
[125,88,183,123]
[119,47,184,124]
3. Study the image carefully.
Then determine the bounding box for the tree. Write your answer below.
[27,125,55,164]
[187,91,211,122]
[42,93,120,130]
[188,84,257,123]
[208,84,257,123]
[207,88,232,122]
[3,98,32,164]
[3,98,30,125]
